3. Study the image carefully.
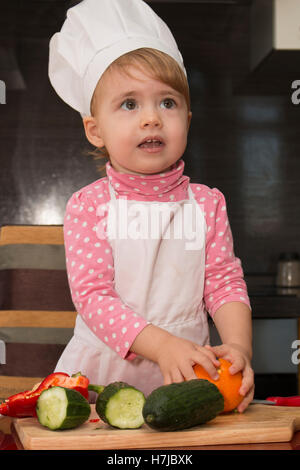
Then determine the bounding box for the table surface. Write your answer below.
[2,416,300,451]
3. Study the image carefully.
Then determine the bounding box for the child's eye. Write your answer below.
[121,99,137,110]
[160,98,176,109]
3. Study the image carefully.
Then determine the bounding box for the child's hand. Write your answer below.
[205,343,254,413]
[154,334,221,385]
[131,324,220,384]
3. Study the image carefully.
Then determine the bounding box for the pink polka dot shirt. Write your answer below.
[64,159,251,360]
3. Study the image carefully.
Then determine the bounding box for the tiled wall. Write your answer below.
[1,1,300,276]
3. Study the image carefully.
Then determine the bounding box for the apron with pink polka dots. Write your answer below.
[55,183,209,396]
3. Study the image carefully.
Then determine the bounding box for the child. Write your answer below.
[49,0,254,412]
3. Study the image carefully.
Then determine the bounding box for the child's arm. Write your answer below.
[196,185,254,410]
[209,301,254,412]
[213,301,252,362]
[64,186,150,360]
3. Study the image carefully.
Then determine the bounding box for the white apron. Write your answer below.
[55,183,209,396]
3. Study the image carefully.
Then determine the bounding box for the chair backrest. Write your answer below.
[0,225,64,246]
[0,225,76,399]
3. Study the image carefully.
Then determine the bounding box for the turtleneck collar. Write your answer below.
[105,159,190,201]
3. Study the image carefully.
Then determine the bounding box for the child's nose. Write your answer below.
[140,107,162,128]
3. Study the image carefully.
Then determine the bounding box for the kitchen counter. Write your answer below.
[2,273,300,451]
[249,291,300,319]
[245,274,300,319]
[206,276,300,320]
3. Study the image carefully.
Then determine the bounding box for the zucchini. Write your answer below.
[96,381,146,429]
[36,386,91,430]
[142,379,224,431]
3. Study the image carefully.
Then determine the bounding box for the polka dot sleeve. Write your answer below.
[63,188,149,360]
[193,185,251,317]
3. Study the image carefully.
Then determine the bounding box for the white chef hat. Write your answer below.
[48,0,186,117]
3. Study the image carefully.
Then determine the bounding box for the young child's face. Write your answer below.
[84,64,192,175]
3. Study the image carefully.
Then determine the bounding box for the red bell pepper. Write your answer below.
[0,372,89,418]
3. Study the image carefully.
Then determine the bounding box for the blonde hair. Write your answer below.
[87,48,190,172]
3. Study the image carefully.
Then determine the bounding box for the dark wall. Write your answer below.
[1,0,300,274]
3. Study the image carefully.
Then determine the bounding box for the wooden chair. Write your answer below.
[0,225,76,399]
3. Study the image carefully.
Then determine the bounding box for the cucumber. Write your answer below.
[36,386,91,430]
[88,384,105,395]
[142,379,224,431]
[96,381,146,429]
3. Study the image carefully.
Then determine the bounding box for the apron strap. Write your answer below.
[108,182,116,201]
[187,184,194,200]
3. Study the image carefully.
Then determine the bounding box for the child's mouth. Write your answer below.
[138,138,164,151]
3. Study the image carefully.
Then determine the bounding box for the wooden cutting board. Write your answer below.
[12,404,300,450]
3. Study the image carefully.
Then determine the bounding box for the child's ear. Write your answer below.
[83,116,104,148]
